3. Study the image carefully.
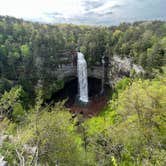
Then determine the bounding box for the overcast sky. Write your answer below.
[0,0,165,25]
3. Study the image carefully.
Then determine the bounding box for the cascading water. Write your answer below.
[77,52,89,103]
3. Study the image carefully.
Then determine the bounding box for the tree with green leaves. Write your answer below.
[0,86,23,118]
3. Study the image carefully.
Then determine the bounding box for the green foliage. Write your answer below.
[0,78,13,95]
[0,140,20,165]
[0,45,7,56]
[43,79,65,99]
[37,108,85,165]
[11,102,89,165]
[112,77,131,99]
[82,71,166,165]
[0,118,10,133]
[0,72,165,165]
[0,16,166,103]
[112,156,118,166]
[0,86,22,117]
[20,44,29,57]
[0,16,166,165]
[109,72,166,165]
[12,103,25,123]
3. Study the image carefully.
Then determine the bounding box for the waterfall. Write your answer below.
[77,52,89,103]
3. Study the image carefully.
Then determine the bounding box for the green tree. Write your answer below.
[0,86,22,117]
[21,44,29,57]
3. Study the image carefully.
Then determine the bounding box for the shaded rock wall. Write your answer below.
[48,66,104,80]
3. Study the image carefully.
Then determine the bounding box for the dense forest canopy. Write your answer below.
[0,16,166,102]
[0,68,165,166]
[0,16,166,166]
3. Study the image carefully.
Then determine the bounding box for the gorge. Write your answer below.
[0,16,165,166]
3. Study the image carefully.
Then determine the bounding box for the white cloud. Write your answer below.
[0,0,165,25]
[0,0,84,19]
[90,0,123,13]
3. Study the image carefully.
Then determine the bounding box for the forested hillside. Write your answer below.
[0,16,166,166]
[0,16,166,102]
[0,68,165,165]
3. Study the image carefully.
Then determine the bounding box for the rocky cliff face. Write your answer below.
[35,55,145,99]
[107,55,145,86]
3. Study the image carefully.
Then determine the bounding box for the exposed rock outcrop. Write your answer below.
[48,65,104,80]
[107,55,145,86]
